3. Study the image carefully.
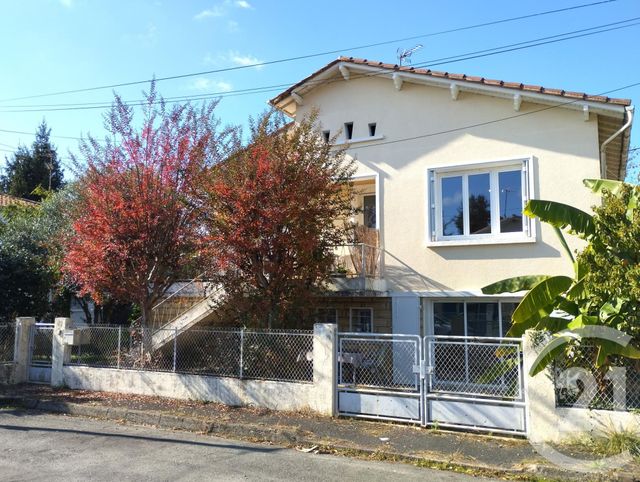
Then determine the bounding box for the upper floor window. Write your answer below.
[428,158,533,245]
[344,122,354,140]
[363,194,376,229]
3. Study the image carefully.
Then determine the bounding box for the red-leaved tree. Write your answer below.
[63,84,236,326]
[200,112,355,328]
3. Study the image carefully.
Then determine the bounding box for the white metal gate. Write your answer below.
[28,323,53,384]
[337,333,423,423]
[336,333,527,435]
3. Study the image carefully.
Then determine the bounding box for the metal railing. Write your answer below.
[0,323,15,363]
[67,325,314,383]
[132,273,222,331]
[554,344,640,411]
[426,336,523,400]
[330,243,382,279]
[337,333,420,391]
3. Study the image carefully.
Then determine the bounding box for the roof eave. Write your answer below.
[270,58,631,119]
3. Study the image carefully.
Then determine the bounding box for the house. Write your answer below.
[269,56,634,337]
[0,193,38,208]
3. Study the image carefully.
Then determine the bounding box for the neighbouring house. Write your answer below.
[0,193,38,208]
[269,56,634,337]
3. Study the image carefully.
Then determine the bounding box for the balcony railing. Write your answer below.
[330,243,384,292]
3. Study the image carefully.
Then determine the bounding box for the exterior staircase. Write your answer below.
[138,273,224,351]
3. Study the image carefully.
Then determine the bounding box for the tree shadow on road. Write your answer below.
[0,409,281,454]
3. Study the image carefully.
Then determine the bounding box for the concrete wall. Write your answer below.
[56,323,337,416]
[0,363,14,385]
[523,331,640,443]
[62,366,319,412]
[296,74,604,293]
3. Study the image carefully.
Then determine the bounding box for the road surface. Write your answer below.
[0,409,499,481]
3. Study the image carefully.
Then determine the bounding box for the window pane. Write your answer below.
[363,195,376,229]
[468,173,491,235]
[433,302,465,336]
[500,302,518,336]
[467,303,499,337]
[499,170,523,233]
[351,308,372,332]
[441,176,463,236]
[316,308,337,324]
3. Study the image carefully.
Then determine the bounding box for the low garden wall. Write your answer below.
[52,318,336,415]
[523,332,640,443]
[62,366,318,411]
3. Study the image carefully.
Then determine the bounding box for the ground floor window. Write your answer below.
[350,307,373,332]
[433,300,518,337]
[315,307,338,324]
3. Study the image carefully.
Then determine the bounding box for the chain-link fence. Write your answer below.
[338,334,420,391]
[554,344,640,411]
[427,337,523,400]
[0,323,15,363]
[68,326,313,383]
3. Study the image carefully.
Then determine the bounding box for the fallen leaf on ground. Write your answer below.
[296,445,319,453]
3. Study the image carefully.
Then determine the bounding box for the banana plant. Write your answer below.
[482,179,640,375]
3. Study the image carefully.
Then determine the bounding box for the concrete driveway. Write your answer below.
[0,409,499,481]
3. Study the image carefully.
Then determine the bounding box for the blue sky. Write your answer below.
[0,0,638,180]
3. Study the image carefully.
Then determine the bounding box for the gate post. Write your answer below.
[522,330,557,442]
[51,317,72,387]
[312,323,337,416]
[13,317,36,383]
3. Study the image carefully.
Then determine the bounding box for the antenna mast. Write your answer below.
[397,44,423,66]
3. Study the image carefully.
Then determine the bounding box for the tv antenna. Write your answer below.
[397,44,423,66]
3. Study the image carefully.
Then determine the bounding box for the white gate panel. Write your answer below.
[339,391,421,421]
[336,333,527,435]
[429,398,526,432]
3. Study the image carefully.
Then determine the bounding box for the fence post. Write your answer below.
[13,317,36,383]
[117,326,122,369]
[239,328,244,379]
[522,330,559,443]
[312,323,337,416]
[173,328,178,373]
[51,317,72,387]
[361,243,366,290]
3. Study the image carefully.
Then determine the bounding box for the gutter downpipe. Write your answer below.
[600,105,634,179]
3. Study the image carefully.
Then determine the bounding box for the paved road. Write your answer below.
[0,410,499,481]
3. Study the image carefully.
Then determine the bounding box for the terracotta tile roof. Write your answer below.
[270,56,632,108]
[0,193,38,207]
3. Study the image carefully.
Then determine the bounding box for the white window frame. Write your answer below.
[431,299,520,338]
[427,157,535,246]
[349,307,373,333]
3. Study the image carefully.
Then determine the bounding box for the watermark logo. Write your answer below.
[529,325,635,473]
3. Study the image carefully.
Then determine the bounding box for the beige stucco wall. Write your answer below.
[297,75,602,293]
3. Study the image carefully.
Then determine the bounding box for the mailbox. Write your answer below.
[63,328,91,346]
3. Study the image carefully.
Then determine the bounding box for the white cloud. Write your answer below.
[193,6,225,20]
[228,51,263,69]
[202,52,217,65]
[59,0,73,7]
[194,1,253,21]
[189,78,233,92]
[137,23,157,44]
